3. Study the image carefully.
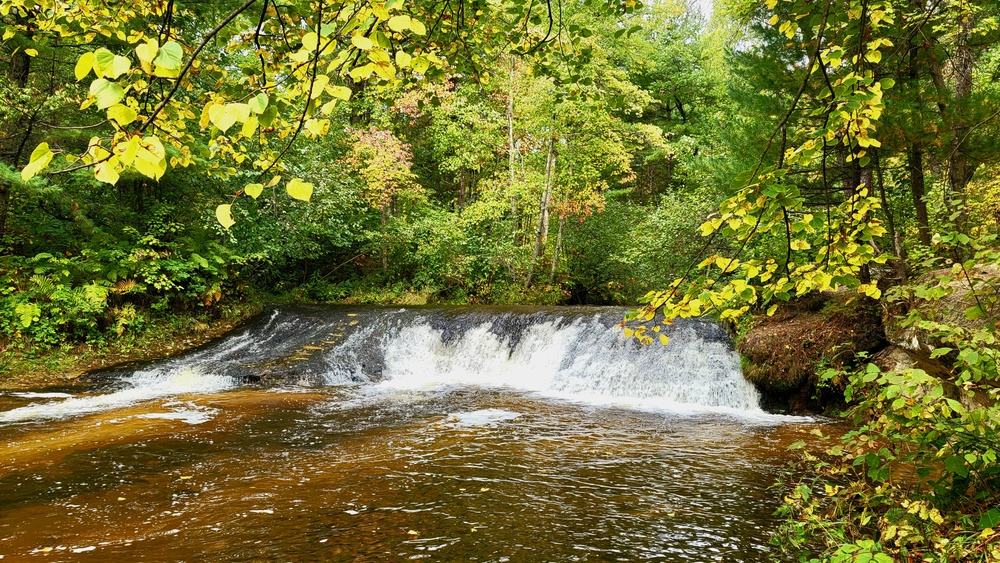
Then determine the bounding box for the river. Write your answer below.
[0,306,836,561]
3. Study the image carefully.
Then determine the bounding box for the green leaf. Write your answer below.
[216,204,235,229]
[248,93,269,114]
[980,508,1000,530]
[944,456,968,478]
[153,41,183,76]
[93,48,115,78]
[244,183,264,199]
[90,78,125,109]
[20,142,54,181]
[286,178,313,201]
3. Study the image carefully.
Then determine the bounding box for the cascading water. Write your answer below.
[1,305,762,423]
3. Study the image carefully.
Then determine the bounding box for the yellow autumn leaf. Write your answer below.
[328,85,352,101]
[351,35,373,50]
[20,142,54,181]
[244,183,264,199]
[75,52,95,81]
[387,15,410,32]
[215,204,235,229]
[286,178,313,201]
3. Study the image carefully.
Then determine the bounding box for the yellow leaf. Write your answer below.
[368,49,390,64]
[286,178,313,201]
[216,205,235,229]
[20,142,54,181]
[289,49,311,64]
[372,60,396,81]
[114,136,140,166]
[309,74,329,99]
[328,85,352,101]
[305,118,329,136]
[75,52,95,81]
[395,51,412,68]
[302,31,318,52]
[107,103,138,126]
[409,18,426,35]
[351,35,373,50]
[24,48,38,57]
[133,136,166,180]
[349,64,374,81]
[658,334,669,346]
[245,183,264,199]
[94,156,121,185]
[240,114,258,138]
[266,175,281,187]
[411,56,430,74]
[790,239,811,250]
[387,15,410,32]
[320,100,338,115]
[769,15,779,25]
[135,38,158,63]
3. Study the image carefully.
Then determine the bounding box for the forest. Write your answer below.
[2,0,1000,560]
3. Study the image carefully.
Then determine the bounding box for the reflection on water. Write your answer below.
[0,387,834,562]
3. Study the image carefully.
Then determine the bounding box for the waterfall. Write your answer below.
[1,305,764,422]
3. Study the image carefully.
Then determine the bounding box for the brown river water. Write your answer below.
[0,306,836,561]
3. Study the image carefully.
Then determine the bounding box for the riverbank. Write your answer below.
[0,303,262,390]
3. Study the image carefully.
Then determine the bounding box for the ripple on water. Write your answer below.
[0,387,835,562]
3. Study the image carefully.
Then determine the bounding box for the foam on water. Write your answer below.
[369,314,764,414]
[0,369,233,424]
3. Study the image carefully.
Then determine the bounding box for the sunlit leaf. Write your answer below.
[215,204,235,229]
[20,142,53,181]
[244,183,264,199]
[387,15,410,32]
[90,78,125,109]
[351,35,373,50]
[107,104,138,126]
[286,178,313,201]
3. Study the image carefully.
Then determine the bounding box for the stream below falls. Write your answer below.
[0,306,840,561]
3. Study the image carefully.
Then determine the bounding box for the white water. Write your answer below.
[1,307,771,423]
[364,316,762,414]
[0,369,234,423]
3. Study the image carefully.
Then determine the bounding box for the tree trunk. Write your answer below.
[9,48,30,88]
[907,143,931,246]
[525,136,556,288]
[947,11,976,231]
[380,205,388,273]
[0,181,9,248]
[550,214,564,279]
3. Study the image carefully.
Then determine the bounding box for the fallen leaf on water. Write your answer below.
[179,476,192,480]
[407,530,419,536]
